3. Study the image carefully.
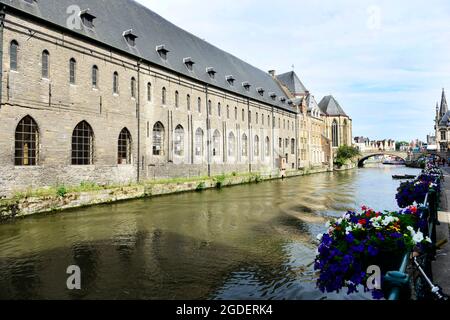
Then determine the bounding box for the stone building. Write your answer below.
[435,89,450,152]
[0,0,352,196]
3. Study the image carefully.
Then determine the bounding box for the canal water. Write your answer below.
[0,166,421,300]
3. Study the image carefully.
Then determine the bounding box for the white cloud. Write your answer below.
[137,0,450,141]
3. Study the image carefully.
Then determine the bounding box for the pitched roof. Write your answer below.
[276,71,308,96]
[1,0,295,112]
[318,95,348,117]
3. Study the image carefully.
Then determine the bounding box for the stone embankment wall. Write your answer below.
[0,167,333,221]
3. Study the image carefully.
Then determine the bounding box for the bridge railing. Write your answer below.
[386,179,440,300]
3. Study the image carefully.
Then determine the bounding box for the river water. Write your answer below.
[0,166,421,300]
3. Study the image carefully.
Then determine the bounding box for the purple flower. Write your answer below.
[368,245,379,257]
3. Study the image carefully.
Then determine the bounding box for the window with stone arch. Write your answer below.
[195,128,204,156]
[208,100,212,116]
[10,40,18,71]
[42,50,50,79]
[174,125,184,156]
[332,120,339,147]
[118,128,132,165]
[175,91,179,108]
[15,116,39,166]
[147,82,152,102]
[113,72,119,94]
[254,135,260,157]
[227,105,230,119]
[218,102,222,117]
[187,94,191,111]
[235,107,238,120]
[162,87,167,105]
[265,137,270,157]
[228,132,236,157]
[242,134,248,157]
[212,130,221,157]
[198,97,202,113]
[92,65,99,88]
[69,58,76,84]
[72,121,94,165]
[153,122,165,156]
[131,77,137,98]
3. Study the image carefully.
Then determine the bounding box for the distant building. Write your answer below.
[435,89,450,152]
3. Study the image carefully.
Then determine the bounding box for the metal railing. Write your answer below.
[386,178,441,300]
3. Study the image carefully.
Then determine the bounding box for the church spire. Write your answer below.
[439,88,448,118]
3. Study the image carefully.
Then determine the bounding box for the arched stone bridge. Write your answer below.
[358,151,409,167]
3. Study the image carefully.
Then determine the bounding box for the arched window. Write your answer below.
[10,40,18,71]
[228,132,236,157]
[131,77,136,98]
[174,125,184,156]
[256,112,259,124]
[242,109,245,121]
[195,128,204,156]
[175,91,179,108]
[153,122,165,156]
[235,107,238,120]
[147,82,152,101]
[69,58,76,84]
[227,105,230,119]
[187,94,191,111]
[42,50,49,78]
[198,97,202,113]
[92,65,98,88]
[208,100,212,115]
[242,134,248,157]
[291,138,295,154]
[113,72,119,94]
[332,120,339,147]
[162,87,167,105]
[212,130,221,156]
[118,128,132,164]
[15,116,39,166]
[218,103,221,117]
[72,121,94,165]
[343,119,348,145]
[254,136,260,157]
[265,137,270,157]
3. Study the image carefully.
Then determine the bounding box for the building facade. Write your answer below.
[435,89,450,152]
[0,0,352,197]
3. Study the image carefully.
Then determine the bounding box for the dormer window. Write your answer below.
[156,45,169,60]
[123,29,138,47]
[226,75,235,86]
[207,67,216,79]
[183,57,195,71]
[288,100,293,106]
[269,93,277,100]
[80,9,96,28]
[242,82,251,91]
[280,97,286,103]
[257,87,265,96]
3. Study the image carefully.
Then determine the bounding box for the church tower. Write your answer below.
[439,88,448,119]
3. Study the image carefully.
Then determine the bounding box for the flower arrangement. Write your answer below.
[396,165,441,208]
[315,206,431,299]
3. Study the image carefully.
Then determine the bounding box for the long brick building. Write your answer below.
[0,0,352,196]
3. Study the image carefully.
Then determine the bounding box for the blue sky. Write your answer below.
[137,0,450,142]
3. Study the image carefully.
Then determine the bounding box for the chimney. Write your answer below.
[268,70,276,77]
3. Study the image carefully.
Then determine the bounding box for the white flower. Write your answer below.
[325,221,331,228]
[345,226,353,234]
[425,237,432,244]
[413,231,425,244]
[407,226,414,232]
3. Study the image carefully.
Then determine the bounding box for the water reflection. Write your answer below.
[0,166,420,300]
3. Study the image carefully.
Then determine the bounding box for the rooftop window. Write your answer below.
[123,29,138,47]
[156,45,170,60]
[257,87,265,96]
[226,75,235,86]
[242,82,251,91]
[183,57,195,71]
[80,9,96,28]
[207,67,216,79]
